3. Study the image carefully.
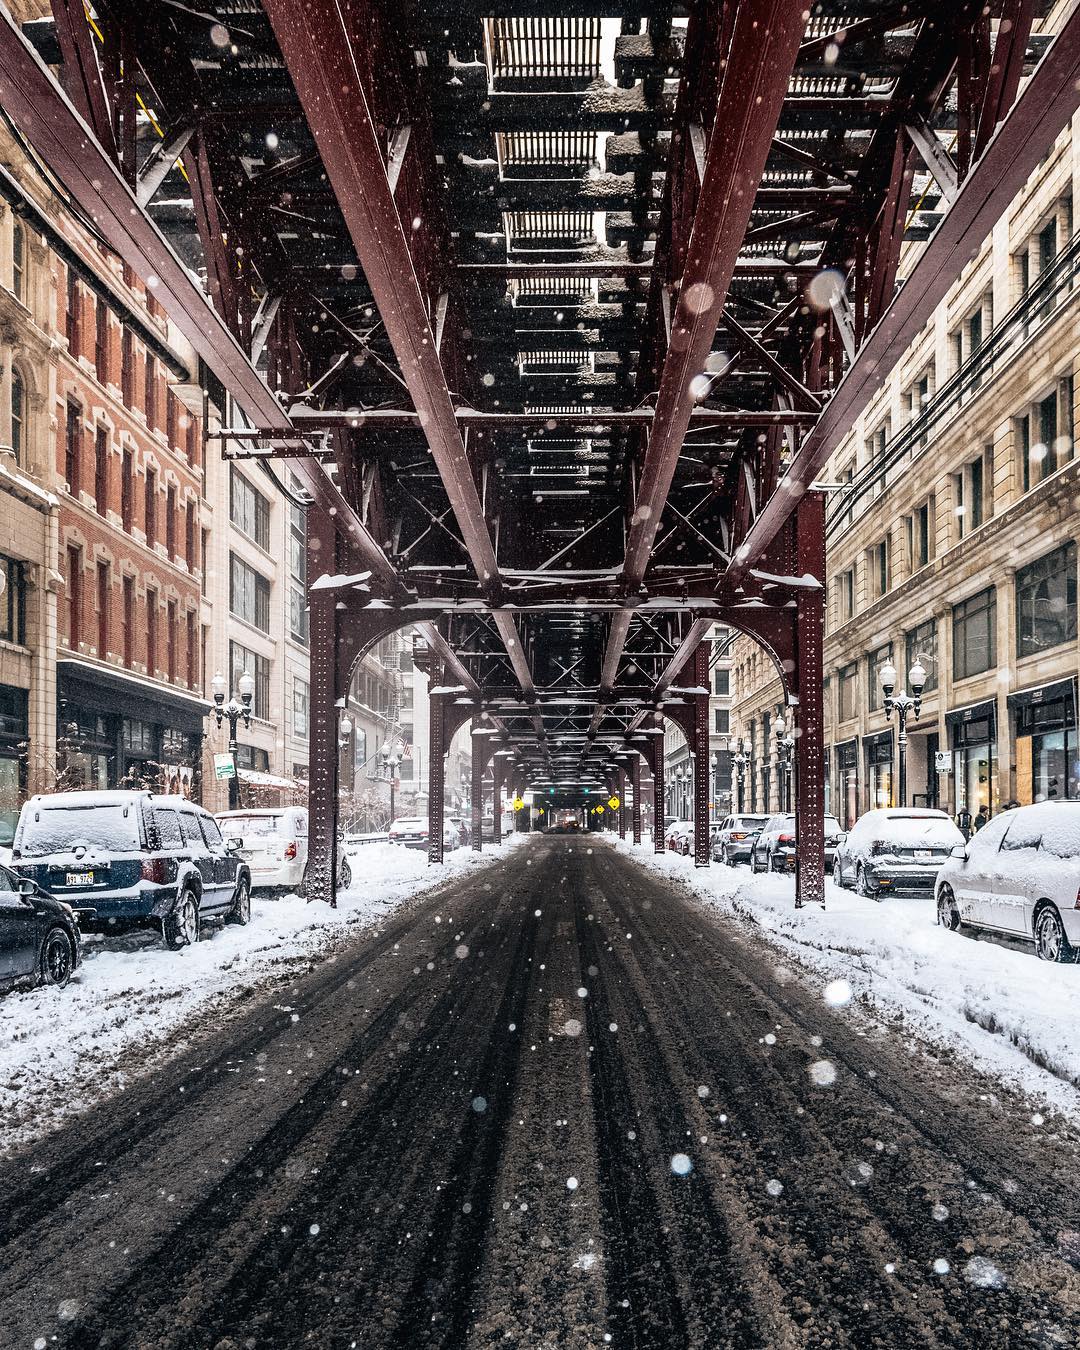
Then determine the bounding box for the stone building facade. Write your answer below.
[732,101,1080,830]
[663,624,736,824]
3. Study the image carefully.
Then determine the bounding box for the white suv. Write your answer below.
[935,801,1080,962]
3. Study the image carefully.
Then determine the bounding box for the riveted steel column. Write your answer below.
[492,759,503,844]
[471,728,483,851]
[428,663,446,865]
[693,642,711,867]
[632,756,642,844]
[617,767,627,839]
[795,493,827,908]
[306,517,339,906]
[650,742,666,854]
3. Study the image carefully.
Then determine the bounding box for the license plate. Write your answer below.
[914,849,932,862]
[65,871,94,886]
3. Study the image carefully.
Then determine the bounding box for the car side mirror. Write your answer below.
[950,843,968,860]
[18,877,36,898]
[226,837,243,852]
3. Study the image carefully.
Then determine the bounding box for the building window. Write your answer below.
[906,499,932,571]
[905,618,938,694]
[94,428,108,516]
[201,528,209,598]
[867,643,893,713]
[66,268,79,353]
[95,298,109,384]
[185,501,196,571]
[229,469,271,549]
[714,708,729,734]
[146,586,158,676]
[121,328,134,406]
[167,599,178,682]
[186,410,199,466]
[66,545,81,648]
[838,663,857,722]
[713,669,729,697]
[1020,379,1075,492]
[11,220,25,302]
[870,537,889,598]
[166,485,177,559]
[293,678,310,737]
[229,553,271,632]
[230,641,270,720]
[0,555,26,645]
[234,743,270,772]
[144,353,157,430]
[1016,542,1077,659]
[96,561,109,658]
[166,390,177,449]
[65,402,81,496]
[837,568,854,623]
[121,450,134,530]
[145,467,157,548]
[10,368,23,465]
[953,587,996,680]
[122,574,134,668]
[186,610,197,688]
[289,494,308,645]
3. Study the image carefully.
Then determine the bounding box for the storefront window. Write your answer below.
[1015,694,1079,803]
[1016,542,1076,658]
[951,712,997,817]
[866,736,893,809]
[835,741,858,829]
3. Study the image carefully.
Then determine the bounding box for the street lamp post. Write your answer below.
[774,715,795,812]
[878,657,927,808]
[382,743,401,825]
[210,670,255,811]
[709,752,718,822]
[733,739,747,814]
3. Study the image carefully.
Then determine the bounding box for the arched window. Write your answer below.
[11,368,24,464]
[11,220,25,302]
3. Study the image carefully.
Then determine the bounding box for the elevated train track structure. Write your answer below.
[3,0,1079,904]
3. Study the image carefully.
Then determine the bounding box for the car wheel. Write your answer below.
[40,928,74,988]
[164,890,199,948]
[855,865,873,899]
[750,848,759,874]
[229,876,251,926]
[339,857,353,890]
[937,886,962,931]
[832,857,846,888]
[1034,905,1077,963]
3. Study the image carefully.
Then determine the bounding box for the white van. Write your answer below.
[216,807,353,892]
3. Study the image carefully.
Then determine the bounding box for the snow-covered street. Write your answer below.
[621,838,1080,1123]
[0,842,510,1156]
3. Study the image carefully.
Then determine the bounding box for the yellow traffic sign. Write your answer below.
[607,795,620,810]
[512,795,525,811]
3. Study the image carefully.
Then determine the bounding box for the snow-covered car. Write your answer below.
[11,792,251,947]
[219,808,357,891]
[750,813,844,873]
[388,816,459,851]
[0,860,81,990]
[666,820,693,854]
[935,801,1080,962]
[834,808,964,897]
[712,814,769,865]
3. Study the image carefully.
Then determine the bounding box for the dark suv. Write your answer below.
[11,791,251,948]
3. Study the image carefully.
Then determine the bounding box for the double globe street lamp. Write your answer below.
[210,670,255,810]
[773,713,795,812]
[878,656,928,808]
[382,743,401,825]
[733,738,748,813]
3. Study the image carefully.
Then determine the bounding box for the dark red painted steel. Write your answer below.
[428,670,446,866]
[793,494,827,908]
[632,757,642,846]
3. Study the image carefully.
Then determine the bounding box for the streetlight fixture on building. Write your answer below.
[733,738,748,813]
[773,714,795,812]
[210,670,254,810]
[878,656,927,807]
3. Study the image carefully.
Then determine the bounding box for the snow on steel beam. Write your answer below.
[729,5,1080,584]
[0,8,402,598]
[414,623,481,700]
[262,0,501,597]
[591,0,806,695]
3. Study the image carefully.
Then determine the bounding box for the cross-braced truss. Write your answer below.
[3,0,1078,903]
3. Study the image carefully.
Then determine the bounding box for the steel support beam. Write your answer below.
[306,523,340,907]
[632,756,642,845]
[793,494,826,908]
[429,667,447,865]
[730,5,1080,581]
[692,643,711,868]
[471,730,484,852]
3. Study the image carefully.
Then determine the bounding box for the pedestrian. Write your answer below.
[973,805,988,832]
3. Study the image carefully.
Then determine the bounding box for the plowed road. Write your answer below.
[2,837,1079,1349]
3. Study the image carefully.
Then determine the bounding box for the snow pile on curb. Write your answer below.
[615,838,1080,1121]
[0,841,513,1156]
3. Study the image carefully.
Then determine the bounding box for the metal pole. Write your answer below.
[227,710,239,811]
[898,705,907,808]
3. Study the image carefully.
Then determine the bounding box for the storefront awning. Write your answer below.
[58,659,211,731]
[1007,678,1077,712]
[238,768,298,790]
[944,699,996,730]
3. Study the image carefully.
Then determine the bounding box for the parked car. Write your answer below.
[388,815,459,851]
[712,814,769,865]
[936,801,1080,962]
[750,813,844,873]
[0,861,81,990]
[834,808,964,897]
[666,820,693,853]
[219,808,357,892]
[11,791,250,948]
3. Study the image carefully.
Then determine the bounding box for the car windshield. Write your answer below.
[18,803,141,857]
[875,815,962,847]
[221,814,283,838]
[737,817,768,827]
